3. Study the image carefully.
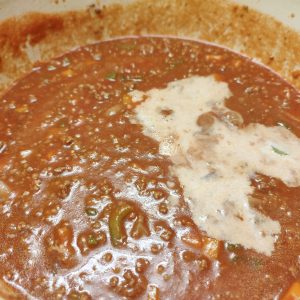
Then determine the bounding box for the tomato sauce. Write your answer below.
[0,37,300,299]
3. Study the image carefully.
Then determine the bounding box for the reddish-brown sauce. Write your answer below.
[0,37,300,299]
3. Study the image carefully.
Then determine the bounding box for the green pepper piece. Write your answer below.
[109,203,134,247]
[85,207,98,216]
[105,71,117,81]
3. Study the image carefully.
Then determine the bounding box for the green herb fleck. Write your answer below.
[85,208,98,216]
[105,72,117,81]
[272,146,288,156]
[131,75,143,82]
[103,92,110,100]
[62,57,70,67]
[248,257,263,268]
[47,65,56,71]
[93,54,102,61]
[87,234,98,246]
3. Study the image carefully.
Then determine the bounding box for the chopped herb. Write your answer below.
[85,207,98,216]
[62,57,70,67]
[226,243,242,252]
[87,234,98,245]
[271,146,288,156]
[130,214,150,239]
[119,74,143,83]
[248,257,263,268]
[93,54,102,61]
[131,75,143,82]
[103,92,110,100]
[47,65,56,71]
[62,69,74,77]
[105,72,117,81]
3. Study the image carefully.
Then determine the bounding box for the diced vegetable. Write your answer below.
[109,202,134,247]
[181,232,221,260]
[105,104,123,117]
[122,94,133,106]
[181,233,202,249]
[202,237,221,259]
[15,104,29,113]
[226,243,241,252]
[130,214,150,239]
[282,281,300,300]
[148,284,160,300]
[62,69,74,77]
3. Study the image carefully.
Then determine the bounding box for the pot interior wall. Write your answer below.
[0,0,299,94]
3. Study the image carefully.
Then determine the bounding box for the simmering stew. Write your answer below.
[1,37,300,299]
